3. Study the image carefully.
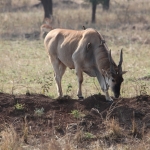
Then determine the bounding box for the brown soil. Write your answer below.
[0,93,150,147]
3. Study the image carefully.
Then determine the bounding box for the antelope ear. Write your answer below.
[86,42,92,52]
[122,71,127,75]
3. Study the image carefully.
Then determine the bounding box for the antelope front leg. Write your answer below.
[101,80,113,102]
[96,70,113,102]
[103,89,113,102]
[75,67,84,99]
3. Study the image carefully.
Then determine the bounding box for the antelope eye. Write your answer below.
[112,79,115,82]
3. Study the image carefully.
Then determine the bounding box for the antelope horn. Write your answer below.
[118,49,123,73]
[108,50,116,74]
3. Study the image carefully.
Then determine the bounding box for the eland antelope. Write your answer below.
[44,28,127,101]
[40,18,53,39]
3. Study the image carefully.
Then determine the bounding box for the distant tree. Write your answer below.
[102,0,110,10]
[86,0,110,23]
[40,0,53,21]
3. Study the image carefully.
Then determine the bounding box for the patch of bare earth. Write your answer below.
[0,93,150,148]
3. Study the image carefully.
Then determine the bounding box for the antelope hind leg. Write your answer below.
[50,56,66,98]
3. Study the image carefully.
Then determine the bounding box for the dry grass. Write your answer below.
[1,124,150,150]
[0,125,21,150]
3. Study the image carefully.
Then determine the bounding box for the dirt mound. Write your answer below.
[0,93,150,147]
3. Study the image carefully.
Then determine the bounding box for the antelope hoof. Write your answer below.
[106,97,113,102]
[78,96,84,100]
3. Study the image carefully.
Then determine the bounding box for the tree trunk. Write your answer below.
[91,1,97,23]
[48,0,53,15]
[102,0,110,10]
[41,0,53,20]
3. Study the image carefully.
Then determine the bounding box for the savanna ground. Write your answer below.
[0,0,150,149]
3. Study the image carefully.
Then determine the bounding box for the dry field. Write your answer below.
[0,0,150,149]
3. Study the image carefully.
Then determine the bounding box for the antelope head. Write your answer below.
[107,49,127,98]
